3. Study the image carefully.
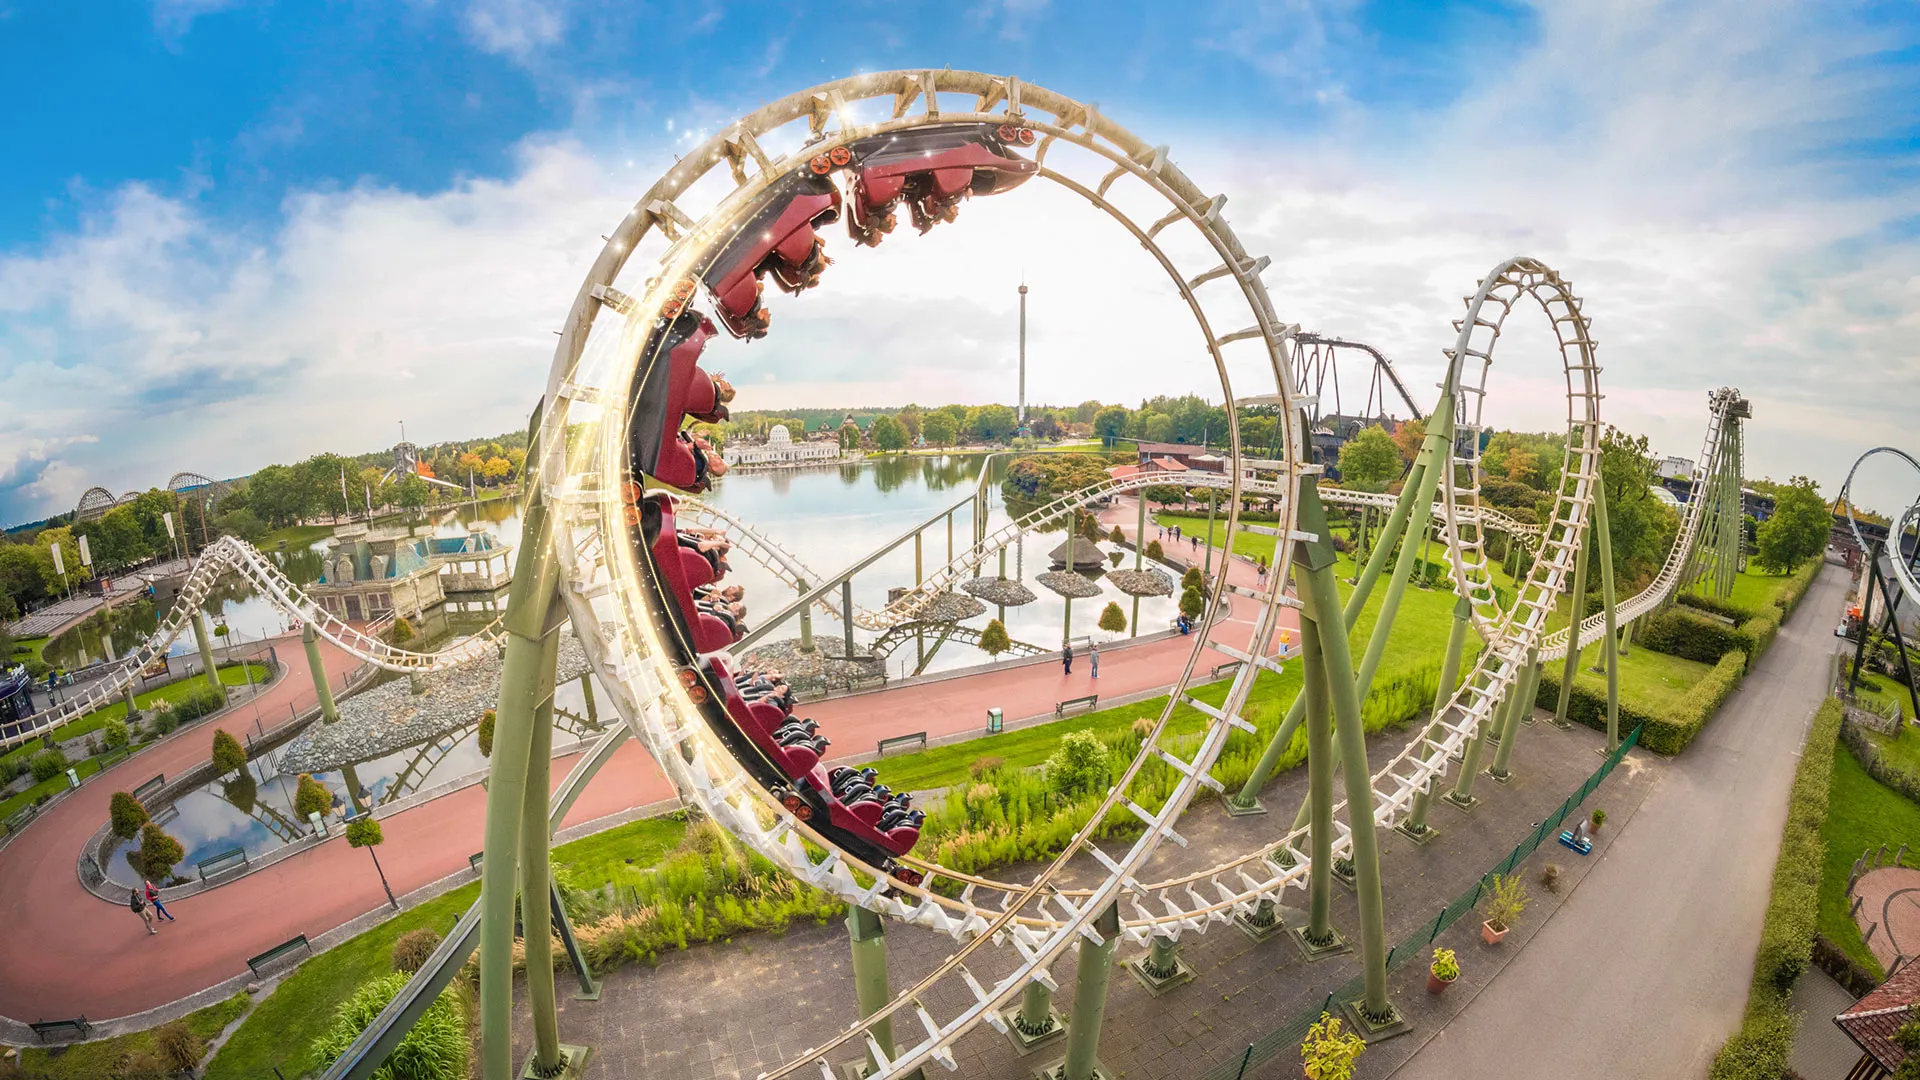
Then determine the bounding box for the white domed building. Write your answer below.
[721,424,847,469]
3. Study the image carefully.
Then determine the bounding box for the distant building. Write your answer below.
[721,424,846,469]
[1656,455,1694,481]
[312,523,446,622]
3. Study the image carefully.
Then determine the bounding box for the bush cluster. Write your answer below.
[1536,650,1744,755]
[391,928,442,974]
[1637,608,1746,664]
[171,682,228,724]
[1707,697,1841,1080]
[110,791,150,839]
[314,973,467,1080]
[28,748,68,783]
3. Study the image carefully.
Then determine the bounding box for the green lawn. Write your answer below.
[205,816,686,1080]
[9,636,50,664]
[1819,747,1920,977]
[258,523,336,549]
[1865,724,1920,782]
[1722,564,1807,615]
[1849,669,1911,723]
[1,662,273,769]
[1562,641,1716,715]
[0,755,106,822]
[22,992,250,1078]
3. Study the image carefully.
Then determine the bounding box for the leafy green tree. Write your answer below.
[346,816,398,909]
[110,791,149,839]
[135,823,186,880]
[1109,526,1126,544]
[1756,476,1830,574]
[211,729,247,774]
[966,404,1019,442]
[979,619,1011,658]
[295,774,334,820]
[102,718,130,750]
[839,420,863,450]
[477,709,495,757]
[922,412,958,447]
[1098,602,1127,635]
[1143,414,1175,443]
[1080,512,1103,543]
[870,414,909,452]
[1092,406,1130,443]
[1141,484,1186,509]
[1181,566,1204,592]
[1597,425,1677,586]
[1180,584,1205,620]
[395,473,430,513]
[1145,540,1165,562]
[1337,426,1400,493]
[1044,731,1109,794]
[0,544,55,610]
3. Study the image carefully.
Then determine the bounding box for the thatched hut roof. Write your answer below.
[1048,536,1106,569]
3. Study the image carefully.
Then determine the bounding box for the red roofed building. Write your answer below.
[1107,457,1190,482]
[1836,960,1920,1079]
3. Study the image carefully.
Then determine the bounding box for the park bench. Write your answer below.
[877,732,927,756]
[29,1017,90,1042]
[131,774,166,803]
[469,851,486,873]
[5,803,40,836]
[196,846,249,882]
[1211,659,1244,679]
[247,934,312,978]
[1055,695,1099,718]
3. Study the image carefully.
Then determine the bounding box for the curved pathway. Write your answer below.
[0,501,1287,1023]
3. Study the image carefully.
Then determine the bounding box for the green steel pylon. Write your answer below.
[302,622,339,723]
[191,611,225,698]
[1400,595,1471,839]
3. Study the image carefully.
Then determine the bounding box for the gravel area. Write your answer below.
[738,637,886,696]
[959,577,1037,607]
[277,635,588,772]
[910,592,986,622]
[1106,568,1175,597]
[1035,570,1102,599]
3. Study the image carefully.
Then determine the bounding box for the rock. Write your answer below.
[246,982,262,995]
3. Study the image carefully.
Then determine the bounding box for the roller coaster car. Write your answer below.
[843,122,1037,247]
[700,171,843,340]
[627,311,724,479]
[641,496,738,655]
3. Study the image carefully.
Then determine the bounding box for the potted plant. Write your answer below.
[1481,873,1529,945]
[1427,947,1459,994]
[1589,807,1607,833]
[1301,1011,1364,1079]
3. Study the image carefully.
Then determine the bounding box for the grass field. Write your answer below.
[1722,564,1809,614]
[1561,641,1716,715]
[1819,747,1920,976]
[257,523,336,549]
[1849,669,1911,722]
[22,992,250,1078]
[205,816,687,1080]
[1,662,273,769]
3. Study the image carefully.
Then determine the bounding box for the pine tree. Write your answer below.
[210,729,247,775]
[1097,602,1127,635]
[979,619,1012,658]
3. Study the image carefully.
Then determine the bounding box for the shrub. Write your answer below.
[28,749,68,783]
[1109,526,1125,544]
[0,757,21,784]
[477,709,495,758]
[1301,1011,1364,1080]
[152,709,181,735]
[1429,947,1459,981]
[1708,698,1841,1079]
[155,1019,201,1072]
[1132,717,1156,739]
[137,823,186,880]
[1044,731,1110,795]
[389,617,416,645]
[1839,716,1920,805]
[1638,608,1744,664]
[1538,649,1743,755]
[967,757,1004,780]
[102,718,130,750]
[1737,607,1783,664]
[295,774,334,820]
[392,927,443,974]
[1181,566,1204,592]
[1482,873,1529,930]
[1144,540,1164,562]
[172,682,228,723]
[110,791,150,838]
[1539,863,1562,894]
[211,729,247,774]
[1097,602,1127,634]
[345,817,383,848]
[1179,585,1204,620]
[978,620,1011,659]
[314,973,468,1080]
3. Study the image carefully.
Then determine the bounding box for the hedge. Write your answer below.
[1838,715,1920,806]
[1707,697,1842,1080]
[1638,608,1746,664]
[1677,591,1753,622]
[1535,649,1745,755]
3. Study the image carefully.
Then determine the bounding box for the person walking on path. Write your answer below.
[144,880,175,922]
[1090,642,1100,679]
[1062,641,1074,676]
[129,888,156,935]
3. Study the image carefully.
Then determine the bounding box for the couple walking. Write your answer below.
[129,879,176,935]
[1061,641,1100,678]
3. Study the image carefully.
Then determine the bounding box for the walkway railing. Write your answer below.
[1204,723,1644,1080]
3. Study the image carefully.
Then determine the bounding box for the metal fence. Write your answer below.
[1205,723,1644,1080]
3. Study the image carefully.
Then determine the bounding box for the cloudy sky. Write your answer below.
[2,0,1916,526]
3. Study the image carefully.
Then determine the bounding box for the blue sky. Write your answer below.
[2,0,1918,524]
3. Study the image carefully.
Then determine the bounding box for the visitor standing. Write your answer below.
[1062,641,1074,675]
[144,879,175,922]
[1090,642,1100,679]
[129,888,155,935]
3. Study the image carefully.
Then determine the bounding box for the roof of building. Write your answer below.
[1135,442,1207,456]
[1047,536,1106,567]
[1836,959,1920,1070]
[1108,464,1143,480]
[1147,457,1189,472]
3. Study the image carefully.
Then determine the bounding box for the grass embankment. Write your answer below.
[1709,698,1842,1079]
[1818,743,1920,976]
[205,817,688,1080]
[20,993,251,1079]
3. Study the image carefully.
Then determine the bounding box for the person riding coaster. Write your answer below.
[836,122,1037,247]
[626,309,735,493]
[695,169,843,339]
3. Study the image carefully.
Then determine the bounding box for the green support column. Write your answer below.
[122,677,138,725]
[914,532,923,586]
[1049,902,1119,1080]
[843,581,855,659]
[192,612,224,696]
[1063,597,1073,645]
[1401,596,1471,840]
[1298,591,1339,948]
[1125,932,1194,994]
[846,905,897,1073]
[302,622,339,723]
[1592,474,1621,752]
[478,479,563,1080]
[1487,645,1539,782]
[799,578,815,653]
[1002,974,1064,1052]
[1294,481,1396,1026]
[518,628,563,1075]
[1553,496,1591,728]
[1134,489,1146,570]
[577,672,597,726]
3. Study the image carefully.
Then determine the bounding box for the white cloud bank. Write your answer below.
[4,0,1917,522]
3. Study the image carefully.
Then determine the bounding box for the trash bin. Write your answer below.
[987,707,1003,734]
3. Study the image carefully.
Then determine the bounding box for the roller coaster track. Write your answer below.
[1839,448,1920,609]
[0,536,505,752]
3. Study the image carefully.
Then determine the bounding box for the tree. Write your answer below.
[1596,425,1675,586]
[1045,730,1109,794]
[922,412,958,447]
[0,544,56,610]
[295,774,334,820]
[102,718,130,750]
[1337,426,1400,493]
[135,823,186,881]
[1145,540,1165,562]
[346,816,398,910]
[871,414,909,452]
[1109,526,1126,544]
[1756,476,1829,574]
[477,709,496,757]
[210,729,247,775]
[395,473,430,512]
[1143,414,1175,443]
[838,420,863,450]
[1092,406,1130,444]
[1098,602,1127,635]
[1080,512,1103,543]
[1180,585,1205,620]
[481,457,512,485]
[110,791,149,839]
[1141,484,1186,509]
[1391,418,1426,464]
[966,404,1019,442]
[1182,566,1204,592]
[1029,412,1063,440]
[979,619,1011,659]
[895,407,923,444]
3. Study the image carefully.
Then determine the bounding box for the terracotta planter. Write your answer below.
[1427,971,1457,995]
[1481,919,1509,945]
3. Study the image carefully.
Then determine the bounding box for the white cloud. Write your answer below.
[462,0,571,60]
[150,0,239,38]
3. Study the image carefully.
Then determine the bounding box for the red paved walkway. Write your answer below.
[0,499,1293,1022]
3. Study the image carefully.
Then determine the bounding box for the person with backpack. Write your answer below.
[144,879,175,922]
[1061,641,1074,675]
[129,888,156,935]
